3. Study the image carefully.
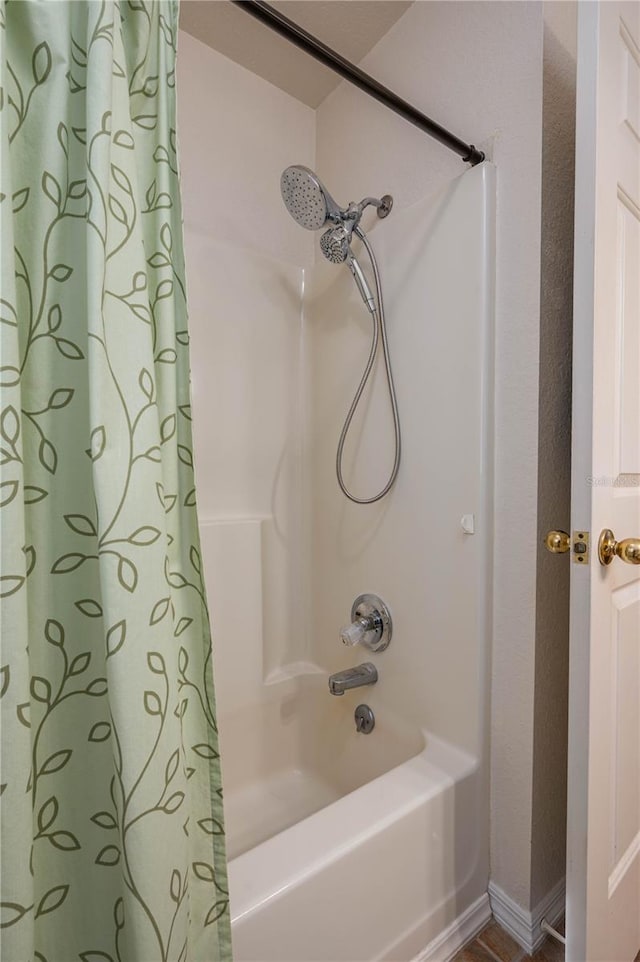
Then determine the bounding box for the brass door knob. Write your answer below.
[545,530,571,553]
[598,529,640,566]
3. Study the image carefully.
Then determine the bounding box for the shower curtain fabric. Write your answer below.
[0,2,231,960]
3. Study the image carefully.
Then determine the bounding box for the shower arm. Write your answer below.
[330,197,393,234]
[230,0,485,167]
[347,197,393,221]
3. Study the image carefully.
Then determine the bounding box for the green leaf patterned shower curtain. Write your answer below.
[0,2,231,959]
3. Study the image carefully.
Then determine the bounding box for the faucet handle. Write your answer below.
[340,594,392,653]
[340,618,372,647]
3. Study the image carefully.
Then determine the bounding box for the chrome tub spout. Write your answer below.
[328,662,378,696]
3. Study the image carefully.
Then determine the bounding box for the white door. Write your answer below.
[567,2,640,961]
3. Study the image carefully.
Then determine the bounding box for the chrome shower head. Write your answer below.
[320,226,350,264]
[280,165,341,230]
[281,166,390,314]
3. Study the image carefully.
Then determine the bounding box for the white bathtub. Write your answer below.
[221,676,490,962]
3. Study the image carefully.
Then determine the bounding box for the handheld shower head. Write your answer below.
[320,225,350,264]
[280,165,341,231]
[320,226,375,313]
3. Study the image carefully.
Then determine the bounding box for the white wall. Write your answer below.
[178,30,315,269]
[177,31,316,716]
[305,165,494,758]
[315,0,546,913]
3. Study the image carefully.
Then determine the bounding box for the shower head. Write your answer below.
[319,224,375,312]
[320,226,350,264]
[281,165,390,314]
[280,165,342,231]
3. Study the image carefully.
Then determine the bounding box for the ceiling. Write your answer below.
[179,1,413,108]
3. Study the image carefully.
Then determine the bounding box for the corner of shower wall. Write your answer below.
[261,262,324,686]
[177,28,321,715]
[188,246,320,715]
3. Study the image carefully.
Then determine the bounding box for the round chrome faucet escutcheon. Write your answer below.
[340,594,392,652]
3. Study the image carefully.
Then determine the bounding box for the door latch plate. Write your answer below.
[572,530,590,565]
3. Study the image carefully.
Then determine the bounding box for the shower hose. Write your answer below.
[336,226,401,504]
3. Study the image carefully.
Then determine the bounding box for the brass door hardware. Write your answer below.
[597,529,640,566]
[545,530,571,553]
[544,530,590,564]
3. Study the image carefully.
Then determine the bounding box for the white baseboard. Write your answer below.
[412,893,492,962]
[488,878,565,954]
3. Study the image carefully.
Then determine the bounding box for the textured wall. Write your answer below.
[531,1,577,907]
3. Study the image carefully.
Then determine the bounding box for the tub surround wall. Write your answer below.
[221,674,426,861]
[177,31,316,715]
[304,166,494,760]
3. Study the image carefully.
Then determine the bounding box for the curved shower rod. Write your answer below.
[230,0,485,167]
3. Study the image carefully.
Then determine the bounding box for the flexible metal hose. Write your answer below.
[335,227,401,504]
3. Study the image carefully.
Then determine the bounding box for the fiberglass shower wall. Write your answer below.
[304,165,494,760]
[177,30,316,723]
[178,20,494,760]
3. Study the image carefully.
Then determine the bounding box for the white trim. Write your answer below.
[411,893,492,962]
[608,828,640,898]
[488,879,566,954]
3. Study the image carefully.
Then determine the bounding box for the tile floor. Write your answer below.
[451,919,565,962]
[453,919,640,962]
